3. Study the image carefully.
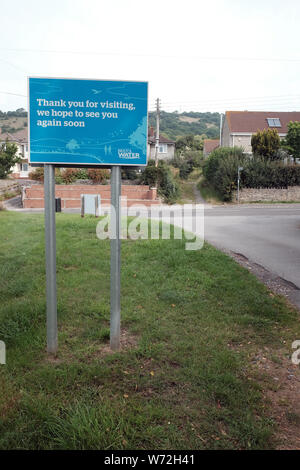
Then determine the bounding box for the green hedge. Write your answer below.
[203,147,300,201]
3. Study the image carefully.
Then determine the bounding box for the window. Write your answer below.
[267,118,281,127]
[159,143,167,153]
[21,163,29,172]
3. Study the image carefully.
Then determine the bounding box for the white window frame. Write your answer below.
[21,163,29,172]
[159,143,168,154]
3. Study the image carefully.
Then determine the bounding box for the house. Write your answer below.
[0,128,31,178]
[203,139,219,157]
[148,127,175,161]
[220,111,300,154]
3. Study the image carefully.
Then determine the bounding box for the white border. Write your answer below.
[27,76,149,167]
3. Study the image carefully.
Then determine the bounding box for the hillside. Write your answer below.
[0,109,27,134]
[0,109,220,141]
[148,111,220,140]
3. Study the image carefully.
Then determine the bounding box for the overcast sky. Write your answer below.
[1,0,300,113]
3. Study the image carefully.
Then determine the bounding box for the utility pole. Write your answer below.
[155,98,160,167]
[219,113,223,147]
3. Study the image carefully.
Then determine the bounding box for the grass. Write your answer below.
[0,212,299,450]
[173,168,201,204]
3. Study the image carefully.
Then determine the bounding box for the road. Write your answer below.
[204,205,300,290]
[4,195,300,303]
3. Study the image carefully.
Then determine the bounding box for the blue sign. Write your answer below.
[28,77,148,166]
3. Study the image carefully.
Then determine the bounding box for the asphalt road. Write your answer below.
[204,205,300,290]
[4,196,300,295]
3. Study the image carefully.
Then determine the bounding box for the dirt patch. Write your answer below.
[251,349,300,449]
[45,328,138,364]
[95,329,138,357]
[179,116,200,123]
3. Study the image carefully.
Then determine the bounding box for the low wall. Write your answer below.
[23,184,159,209]
[0,179,20,195]
[235,186,300,202]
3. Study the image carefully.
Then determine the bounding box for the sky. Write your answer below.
[1,0,300,113]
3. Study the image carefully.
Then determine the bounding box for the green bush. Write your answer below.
[140,160,179,203]
[203,147,300,201]
[203,147,245,200]
[241,157,300,189]
[29,167,44,181]
[251,129,281,160]
[121,167,138,180]
[0,142,21,179]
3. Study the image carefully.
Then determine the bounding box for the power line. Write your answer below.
[1,47,300,63]
[0,91,26,97]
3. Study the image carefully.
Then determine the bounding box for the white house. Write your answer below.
[220,111,300,155]
[0,129,31,178]
[147,127,175,161]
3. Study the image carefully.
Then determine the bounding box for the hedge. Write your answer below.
[203,148,300,201]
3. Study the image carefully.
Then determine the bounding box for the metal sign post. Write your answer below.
[44,164,58,354]
[110,166,121,350]
[29,77,147,354]
[237,166,243,204]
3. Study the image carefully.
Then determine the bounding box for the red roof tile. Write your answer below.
[0,128,28,143]
[203,139,219,154]
[226,111,300,133]
[148,128,175,144]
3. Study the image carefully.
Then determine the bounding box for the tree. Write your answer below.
[251,129,281,160]
[0,141,21,179]
[281,121,300,163]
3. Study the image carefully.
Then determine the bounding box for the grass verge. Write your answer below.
[0,212,299,450]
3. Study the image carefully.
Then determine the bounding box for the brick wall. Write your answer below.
[23,184,159,209]
[234,186,300,202]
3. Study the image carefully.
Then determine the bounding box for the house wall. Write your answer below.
[8,142,32,178]
[221,118,232,147]
[232,134,252,153]
[148,143,175,161]
[221,117,287,154]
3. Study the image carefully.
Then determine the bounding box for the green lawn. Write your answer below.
[0,211,299,450]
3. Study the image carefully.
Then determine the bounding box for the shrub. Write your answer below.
[29,167,44,181]
[203,147,300,201]
[121,167,138,180]
[60,168,78,184]
[203,147,245,200]
[179,161,193,179]
[140,160,179,203]
[75,169,88,180]
[251,129,281,160]
[0,142,21,179]
[87,168,110,184]
[241,157,300,189]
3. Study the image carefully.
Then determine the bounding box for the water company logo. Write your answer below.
[118,149,140,159]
